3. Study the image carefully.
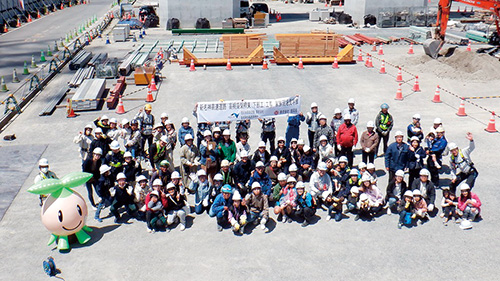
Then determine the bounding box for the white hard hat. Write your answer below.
[171,171,181,179]
[232,191,242,201]
[223,129,231,136]
[150,190,159,198]
[137,175,147,182]
[367,163,375,170]
[366,121,374,128]
[240,150,249,158]
[166,182,176,190]
[319,135,328,142]
[290,138,298,143]
[160,112,168,118]
[251,182,262,189]
[123,151,133,158]
[436,126,445,133]
[412,113,421,120]
[93,147,103,155]
[277,136,285,142]
[196,169,207,177]
[348,98,355,104]
[395,170,404,177]
[318,162,327,170]
[256,161,265,168]
[297,139,305,145]
[289,164,298,172]
[349,169,358,176]
[101,115,109,120]
[213,127,221,132]
[412,190,422,196]
[394,130,404,137]
[296,181,305,189]
[181,117,190,124]
[334,108,342,114]
[165,120,173,125]
[310,102,318,108]
[121,118,129,125]
[116,173,127,180]
[460,183,471,191]
[184,134,193,141]
[109,118,117,124]
[360,193,368,201]
[160,135,168,143]
[277,173,287,181]
[214,173,223,181]
[95,128,103,134]
[433,118,442,124]
[221,159,230,167]
[287,176,297,183]
[318,114,327,120]
[39,158,49,166]
[343,113,351,120]
[154,123,163,129]
[448,142,458,150]
[84,124,93,129]
[419,169,430,176]
[99,164,111,174]
[404,190,413,197]
[270,156,278,162]
[152,179,163,186]
[339,156,348,163]
[203,130,212,137]
[258,141,266,148]
[361,173,372,182]
[350,186,359,193]
[358,162,367,169]
[410,136,420,143]
[109,140,120,150]
[303,145,311,152]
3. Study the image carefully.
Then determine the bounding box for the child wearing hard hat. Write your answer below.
[95,164,114,222]
[295,181,316,227]
[189,169,212,214]
[273,176,298,224]
[440,186,458,225]
[133,175,150,218]
[165,183,189,231]
[411,189,429,224]
[209,184,233,232]
[146,190,167,233]
[397,190,414,229]
[229,191,247,235]
[244,182,270,232]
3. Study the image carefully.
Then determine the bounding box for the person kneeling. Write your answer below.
[295,181,316,227]
[146,191,167,233]
[165,183,189,231]
[229,191,247,234]
[398,190,414,229]
[209,184,233,232]
[274,177,297,224]
[412,190,429,225]
[245,182,270,232]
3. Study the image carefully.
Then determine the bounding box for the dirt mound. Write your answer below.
[399,49,500,81]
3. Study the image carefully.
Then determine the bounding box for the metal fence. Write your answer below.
[377,6,437,28]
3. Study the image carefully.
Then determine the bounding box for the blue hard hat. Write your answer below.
[221,184,233,194]
[380,103,390,109]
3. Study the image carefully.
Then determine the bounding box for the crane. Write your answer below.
[424,0,500,58]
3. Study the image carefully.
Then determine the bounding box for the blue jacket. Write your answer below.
[210,193,232,218]
[430,136,448,154]
[178,126,194,146]
[296,192,314,208]
[248,171,272,196]
[287,114,305,128]
[385,142,410,171]
[189,179,211,205]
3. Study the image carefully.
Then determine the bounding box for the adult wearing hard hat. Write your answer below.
[178,117,194,147]
[427,126,448,187]
[82,148,103,208]
[360,121,379,164]
[122,151,141,183]
[73,124,94,161]
[330,108,344,156]
[429,117,443,136]
[199,130,218,182]
[407,114,424,142]
[135,104,155,152]
[274,176,298,223]
[252,141,271,166]
[152,122,166,144]
[217,129,237,164]
[314,114,334,150]
[295,181,316,227]
[95,164,114,222]
[258,117,276,153]
[164,120,177,172]
[235,119,251,141]
[189,169,213,214]
[411,168,436,214]
[124,119,142,159]
[449,132,478,194]
[165,183,189,231]
[337,113,358,167]
[235,133,251,162]
[343,98,359,126]
[375,103,393,155]
[358,174,384,220]
[228,191,247,234]
[306,102,322,148]
[145,190,167,233]
[107,118,120,141]
[209,184,233,232]
[232,151,255,196]
[273,136,292,174]
[149,135,170,172]
[88,127,112,159]
[384,130,410,184]
[180,133,200,187]
[105,140,125,179]
[94,115,110,134]
[285,112,305,147]
[34,158,59,206]
[457,183,481,222]
[245,182,270,232]
[110,173,138,223]
[407,136,426,188]
[150,160,171,190]
[248,161,273,196]
[133,175,150,216]
[309,162,333,204]
[196,119,213,148]
[386,170,408,215]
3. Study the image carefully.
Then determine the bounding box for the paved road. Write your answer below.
[0,0,112,100]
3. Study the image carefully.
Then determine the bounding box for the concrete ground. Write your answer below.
[1,2,500,280]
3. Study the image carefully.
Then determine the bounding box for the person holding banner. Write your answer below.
[217,130,237,165]
[285,112,305,147]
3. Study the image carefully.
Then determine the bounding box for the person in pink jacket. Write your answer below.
[457,183,481,221]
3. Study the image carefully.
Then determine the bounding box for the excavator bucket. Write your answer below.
[423,39,444,59]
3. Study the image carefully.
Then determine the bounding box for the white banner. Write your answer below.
[196,96,301,123]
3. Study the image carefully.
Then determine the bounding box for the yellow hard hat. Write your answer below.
[144,104,152,111]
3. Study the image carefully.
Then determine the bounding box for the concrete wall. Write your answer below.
[159,0,240,29]
[345,0,435,26]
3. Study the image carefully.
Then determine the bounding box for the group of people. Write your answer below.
[34,99,482,233]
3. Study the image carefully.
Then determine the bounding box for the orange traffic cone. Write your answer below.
[37,10,41,19]
[61,3,64,9]
[339,0,342,7]
[371,43,377,52]
[189,59,196,71]
[262,59,268,70]
[395,83,403,100]
[466,42,472,52]
[146,88,154,102]
[367,55,373,68]
[396,67,403,82]
[413,76,421,92]
[432,85,442,103]
[364,54,370,67]
[67,99,77,118]
[357,49,363,62]
[149,78,158,91]
[379,60,386,74]
[297,57,304,69]
[378,44,384,55]
[408,43,414,54]
[16,18,21,27]
[28,14,32,22]
[3,24,8,33]
[226,59,233,70]
[485,111,498,133]
[116,95,126,114]
[456,98,467,116]
[332,56,339,69]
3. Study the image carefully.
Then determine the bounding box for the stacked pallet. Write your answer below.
[275,33,340,57]
[221,34,266,58]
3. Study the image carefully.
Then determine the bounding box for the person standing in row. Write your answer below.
[259,117,276,153]
[360,121,379,164]
[375,103,393,155]
[285,112,305,147]
[336,113,358,168]
[343,98,359,126]
[306,102,321,149]
[385,131,409,184]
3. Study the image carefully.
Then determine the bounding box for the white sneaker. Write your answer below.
[147,228,152,233]
[326,215,331,221]
[179,224,186,231]
[387,208,392,215]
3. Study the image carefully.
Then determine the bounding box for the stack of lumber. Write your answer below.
[221,34,266,58]
[275,33,340,57]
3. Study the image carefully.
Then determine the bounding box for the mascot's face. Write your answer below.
[41,191,87,236]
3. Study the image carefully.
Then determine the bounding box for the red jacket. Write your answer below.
[458,192,481,213]
[144,191,168,211]
[337,123,358,147]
